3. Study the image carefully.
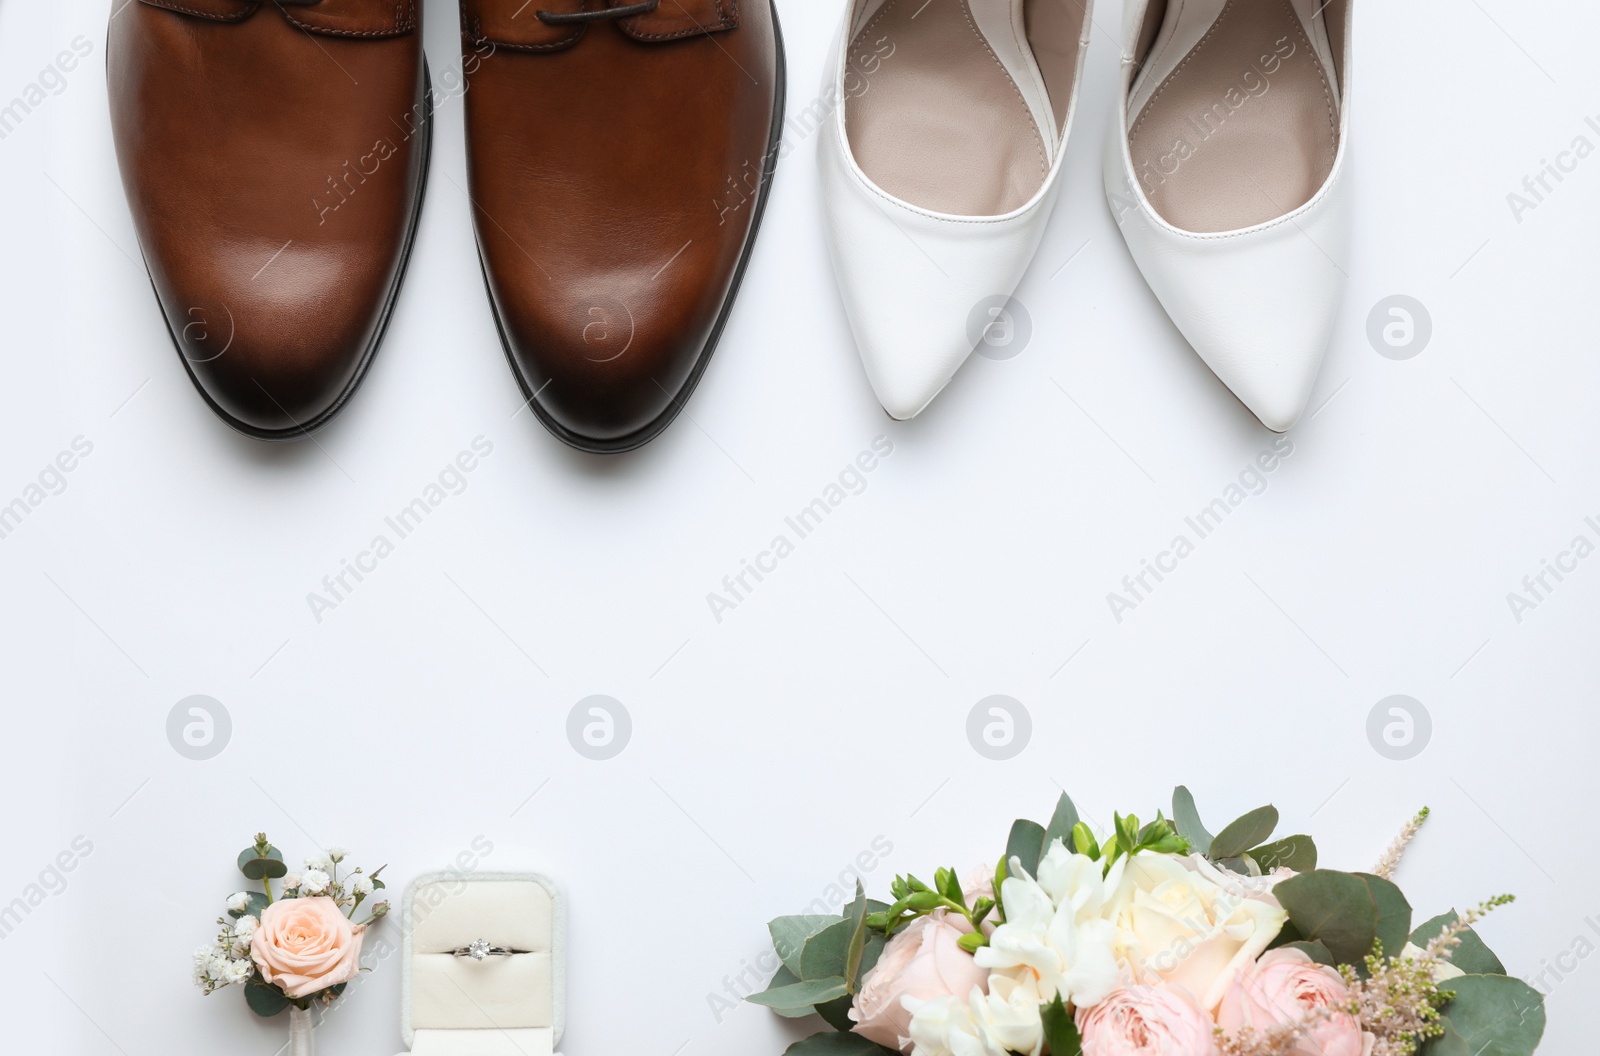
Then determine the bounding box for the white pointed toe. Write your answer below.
[819,0,1095,420]
[1106,0,1355,432]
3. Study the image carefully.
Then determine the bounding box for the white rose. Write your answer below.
[299,869,331,895]
[974,841,1124,1010]
[226,892,251,913]
[352,874,375,898]
[1107,853,1288,1011]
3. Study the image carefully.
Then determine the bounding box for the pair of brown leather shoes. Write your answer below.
[108,1,784,453]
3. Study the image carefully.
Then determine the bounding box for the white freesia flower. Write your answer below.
[351,874,375,898]
[970,971,1047,1056]
[904,973,1049,1056]
[226,892,251,913]
[974,841,1125,1010]
[325,847,348,863]
[903,989,992,1056]
[1107,852,1288,1011]
[299,869,331,895]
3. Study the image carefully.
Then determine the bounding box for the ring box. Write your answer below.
[399,871,567,1056]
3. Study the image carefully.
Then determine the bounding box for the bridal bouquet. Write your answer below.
[193,835,389,1054]
[750,792,1545,1056]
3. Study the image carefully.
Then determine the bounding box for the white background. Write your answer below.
[3,0,1598,1052]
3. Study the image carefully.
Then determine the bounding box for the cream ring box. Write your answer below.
[399,871,566,1056]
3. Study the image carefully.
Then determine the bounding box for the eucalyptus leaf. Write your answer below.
[747,977,851,1012]
[238,845,288,881]
[815,995,855,1031]
[1354,873,1413,958]
[1041,996,1083,1056]
[844,885,871,992]
[1250,835,1317,873]
[783,1032,898,1056]
[1279,940,1336,966]
[763,967,816,1019]
[1424,975,1546,1056]
[1209,806,1279,861]
[771,916,843,977]
[1171,786,1214,856]
[1412,912,1507,976]
[1007,819,1047,879]
[1274,870,1379,965]
[1043,794,1080,857]
[801,920,858,982]
[244,979,290,1018]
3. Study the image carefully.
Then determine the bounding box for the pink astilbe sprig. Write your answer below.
[1340,896,1516,1056]
[1371,807,1431,881]
[1215,1006,1339,1056]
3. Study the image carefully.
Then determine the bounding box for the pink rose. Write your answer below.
[1217,949,1374,1056]
[251,896,365,999]
[1078,986,1220,1056]
[850,914,989,1053]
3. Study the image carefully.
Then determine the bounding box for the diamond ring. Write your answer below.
[452,939,516,960]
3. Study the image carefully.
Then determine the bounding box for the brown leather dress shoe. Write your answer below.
[108,0,431,440]
[461,0,785,453]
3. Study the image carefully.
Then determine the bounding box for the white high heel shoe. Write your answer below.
[1106,0,1355,432]
[818,0,1095,421]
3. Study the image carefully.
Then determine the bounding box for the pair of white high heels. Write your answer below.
[819,0,1354,432]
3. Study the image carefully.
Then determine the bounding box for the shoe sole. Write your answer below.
[139,60,435,443]
[480,4,789,456]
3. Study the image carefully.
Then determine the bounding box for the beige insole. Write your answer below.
[845,0,1049,217]
[1129,0,1338,233]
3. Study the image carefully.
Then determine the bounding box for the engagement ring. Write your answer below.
[452,939,516,960]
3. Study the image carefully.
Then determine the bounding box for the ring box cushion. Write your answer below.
[402,873,565,1056]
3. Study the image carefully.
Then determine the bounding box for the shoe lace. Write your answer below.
[536,0,659,25]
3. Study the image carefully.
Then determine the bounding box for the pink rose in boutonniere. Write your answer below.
[194,835,389,1056]
[252,896,367,999]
